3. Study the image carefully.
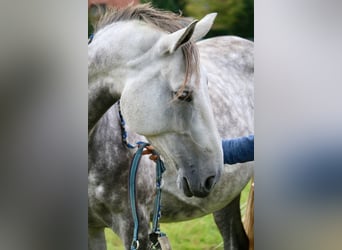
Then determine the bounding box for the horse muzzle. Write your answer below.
[180,170,218,198]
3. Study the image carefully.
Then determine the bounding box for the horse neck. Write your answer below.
[88,82,119,134]
[88,22,161,134]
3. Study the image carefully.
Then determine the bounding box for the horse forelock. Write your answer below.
[93,3,199,94]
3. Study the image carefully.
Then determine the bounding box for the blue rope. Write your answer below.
[88,33,94,44]
[129,142,167,250]
[118,100,137,149]
[151,159,165,233]
[129,142,147,250]
[118,101,167,249]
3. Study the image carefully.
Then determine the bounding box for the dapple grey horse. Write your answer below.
[88,4,253,250]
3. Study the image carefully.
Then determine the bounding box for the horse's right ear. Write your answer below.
[155,20,198,55]
[191,13,217,42]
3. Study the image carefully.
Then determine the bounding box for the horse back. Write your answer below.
[198,36,254,138]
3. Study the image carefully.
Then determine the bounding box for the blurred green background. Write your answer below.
[141,0,253,39]
[89,0,254,39]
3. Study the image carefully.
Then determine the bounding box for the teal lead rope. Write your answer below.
[149,147,167,250]
[118,101,168,249]
[128,142,167,250]
[129,142,146,250]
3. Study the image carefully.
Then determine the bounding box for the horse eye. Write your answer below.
[174,90,192,102]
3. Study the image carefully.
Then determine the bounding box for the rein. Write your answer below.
[118,101,171,250]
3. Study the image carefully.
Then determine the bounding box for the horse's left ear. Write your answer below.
[156,20,198,54]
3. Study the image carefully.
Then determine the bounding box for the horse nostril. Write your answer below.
[204,176,216,192]
[182,177,193,197]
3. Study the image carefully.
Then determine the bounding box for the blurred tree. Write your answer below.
[89,16,93,37]
[89,0,253,39]
[88,4,106,37]
[184,0,253,39]
[141,0,186,13]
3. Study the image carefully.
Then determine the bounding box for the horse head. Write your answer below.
[88,6,223,198]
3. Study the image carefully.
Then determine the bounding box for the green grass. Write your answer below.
[105,182,251,249]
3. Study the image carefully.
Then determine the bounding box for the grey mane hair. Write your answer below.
[93,3,199,96]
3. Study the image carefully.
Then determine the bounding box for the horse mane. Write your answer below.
[94,3,193,33]
[93,3,199,93]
